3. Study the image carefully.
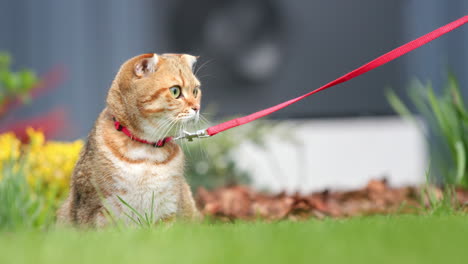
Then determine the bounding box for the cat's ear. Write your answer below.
[181,54,199,71]
[134,53,159,77]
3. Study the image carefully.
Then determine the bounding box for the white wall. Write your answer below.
[234,117,427,193]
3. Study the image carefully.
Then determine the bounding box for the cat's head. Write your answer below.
[107,53,201,141]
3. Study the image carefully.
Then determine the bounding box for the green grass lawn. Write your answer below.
[1,215,467,264]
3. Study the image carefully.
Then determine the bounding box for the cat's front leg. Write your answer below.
[178,181,202,221]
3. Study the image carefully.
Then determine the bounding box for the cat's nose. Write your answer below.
[191,106,200,112]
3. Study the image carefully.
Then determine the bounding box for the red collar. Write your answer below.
[113,118,173,147]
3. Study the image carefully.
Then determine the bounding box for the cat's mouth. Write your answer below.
[148,110,200,141]
[176,110,199,123]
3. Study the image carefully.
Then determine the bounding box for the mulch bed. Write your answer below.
[196,179,468,221]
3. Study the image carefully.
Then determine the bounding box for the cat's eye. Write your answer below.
[169,86,181,98]
[193,88,200,98]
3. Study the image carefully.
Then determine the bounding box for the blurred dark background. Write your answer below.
[0,0,466,140]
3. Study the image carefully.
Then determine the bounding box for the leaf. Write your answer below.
[150,191,155,224]
[385,89,414,121]
[0,52,11,69]
[117,195,146,226]
[427,85,458,145]
[447,72,466,110]
[454,141,466,184]
[18,70,37,92]
[3,72,19,91]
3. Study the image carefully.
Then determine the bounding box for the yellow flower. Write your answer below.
[24,129,83,195]
[0,128,84,198]
[0,132,21,173]
[26,127,45,152]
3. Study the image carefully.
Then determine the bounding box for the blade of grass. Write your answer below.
[117,195,146,224]
[122,211,141,226]
[150,192,155,224]
[386,89,414,120]
[454,141,466,184]
[447,72,468,116]
[427,85,451,140]
[144,212,150,227]
[90,179,125,230]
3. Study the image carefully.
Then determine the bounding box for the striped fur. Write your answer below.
[57,53,201,227]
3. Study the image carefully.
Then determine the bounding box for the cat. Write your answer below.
[57,53,202,227]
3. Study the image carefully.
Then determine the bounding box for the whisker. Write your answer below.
[182,122,194,158]
[151,117,172,140]
[158,118,177,140]
[194,59,214,76]
[195,134,209,160]
[198,114,211,126]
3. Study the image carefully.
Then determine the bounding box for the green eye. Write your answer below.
[193,88,200,98]
[169,86,181,98]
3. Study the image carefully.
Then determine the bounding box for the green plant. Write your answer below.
[2,216,468,264]
[181,118,292,190]
[0,158,58,230]
[116,193,158,228]
[0,129,82,230]
[387,74,468,187]
[0,52,38,114]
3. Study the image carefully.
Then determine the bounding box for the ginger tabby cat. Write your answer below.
[57,53,201,227]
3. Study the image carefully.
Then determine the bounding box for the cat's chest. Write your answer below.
[110,147,184,196]
[101,143,184,220]
[106,162,184,222]
[114,173,181,221]
[102,141,184,183]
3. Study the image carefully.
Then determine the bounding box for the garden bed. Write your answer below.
[197,179,468,221]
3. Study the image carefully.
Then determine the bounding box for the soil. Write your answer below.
[196,179,468,221]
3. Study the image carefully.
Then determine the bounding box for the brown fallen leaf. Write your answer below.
[195,180,468,221]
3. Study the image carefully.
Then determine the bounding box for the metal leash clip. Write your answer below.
[174,129,210,142]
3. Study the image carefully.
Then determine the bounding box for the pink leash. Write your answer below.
[176,15,468,141]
